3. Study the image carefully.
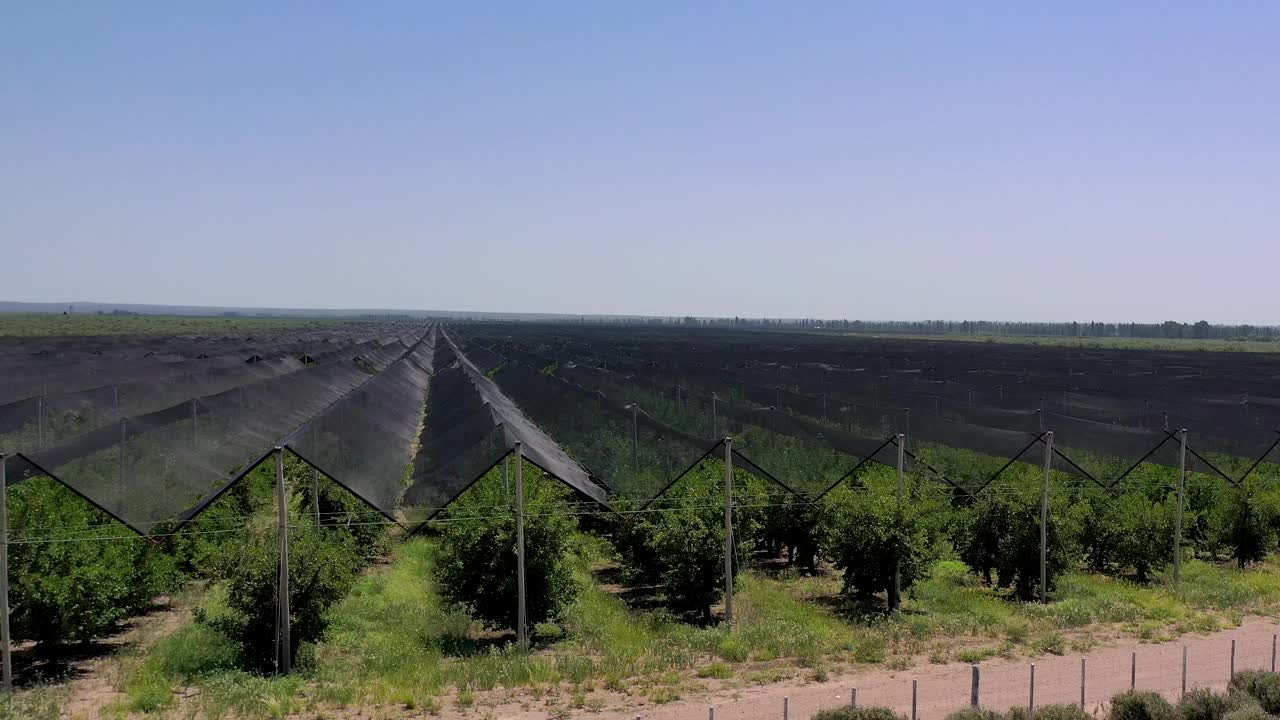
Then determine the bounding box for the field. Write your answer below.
[2,319,1280,719]
[0,312,349,337]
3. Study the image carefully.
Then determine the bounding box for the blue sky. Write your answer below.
[3,2,1277,322]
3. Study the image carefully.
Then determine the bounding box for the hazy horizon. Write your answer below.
[5,4,1278,324]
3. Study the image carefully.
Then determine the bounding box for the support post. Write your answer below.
[310,425,320,527]
[784,696,789,720]
[312,464,320,527]
[1231,639,1236,678]
[1273,635,1276,672]
[711,395,718,438]
[1040,431,1054,603]
[851,688,857,707]
[1175,429,1187,587]
[911,679,918,720]
[971,665,980,707]
[503,456,510,505]
[1080,658,1086,708]
[1131,651,1136,690]
[0,455,11,692]
[275,447,291,674]
[1182,646,1188,696]
[515,443,528,646]
[1030,663,1036,710]
[724,438,735,625]
[892,433,905,611]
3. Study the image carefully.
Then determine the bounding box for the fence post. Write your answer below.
[1040,431,1054,603]
[1231,639,1236,679]
[515,442,528,646]
[724,438,735,625]
[971,665,980,707]
[784,696,789,720]
[912,679,918,720]
[0,455,10,692]
[1131,651,1136,690]
[1182,646,1188,696]
[852,688,857,707]
[709,707,714,720]
[1273,635,1276,672]
[1175,429,1187,586]
[1029,663,1036,710]
[892,433,905,611]
[274,446,291,674]
[1080,658,1086,708]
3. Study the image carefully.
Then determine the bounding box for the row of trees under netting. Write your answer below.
[2,321,1280,686]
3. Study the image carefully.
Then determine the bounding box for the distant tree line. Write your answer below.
[497,316,1279,341]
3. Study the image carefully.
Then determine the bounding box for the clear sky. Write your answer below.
[3,3,1277,323]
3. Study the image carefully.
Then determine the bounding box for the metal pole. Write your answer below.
[515,443,528,646]
[892,433,905,611]
[711,395,718,438]
[971,665,980,707]
[1029,663,1036,710]
[503,456,510,505]
[275,447,291,674]
[851,689,857,707]
[1131,651,1136,690]
[1175,429,1187,586]
[1040,431,1054,603]
[1273,635,1276,672]
[784,697,789,720]
[1231,639,1236,678]
[709,707,714,720]
[310,425,320,527]
[0,455,11,692]
[911,679,918,720]
[724,437,735,625]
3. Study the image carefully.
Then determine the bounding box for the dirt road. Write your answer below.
[585,618,1280,720]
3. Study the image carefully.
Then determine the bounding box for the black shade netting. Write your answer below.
[285,335,436,517]
[8,326,431,533]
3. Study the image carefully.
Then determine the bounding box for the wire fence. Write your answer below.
[643,628,1280,720]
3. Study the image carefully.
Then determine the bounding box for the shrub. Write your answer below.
[761,493,826,571]
[944,708,1005,720]
[199,522,362,672]
[614,461,757,621]
[1110,691,1177,720]
[8,477,179,648]
[1216,484,1273,568]
[1229,671,1280,714]
[993,490,1073,601]
[435,460,579,630]
[648,462,757,620]
[1079,492,1176,582]
[1178,689,1260,720]
[1030,706,1094,720]
[823,480,943,609]
[953,496,1012,586]
[1221,708,1272,720]
[812,707,905,720]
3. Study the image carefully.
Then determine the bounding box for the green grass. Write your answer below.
[0,312,350,337]
[105,539,1280,718]
[0,685,64,720]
